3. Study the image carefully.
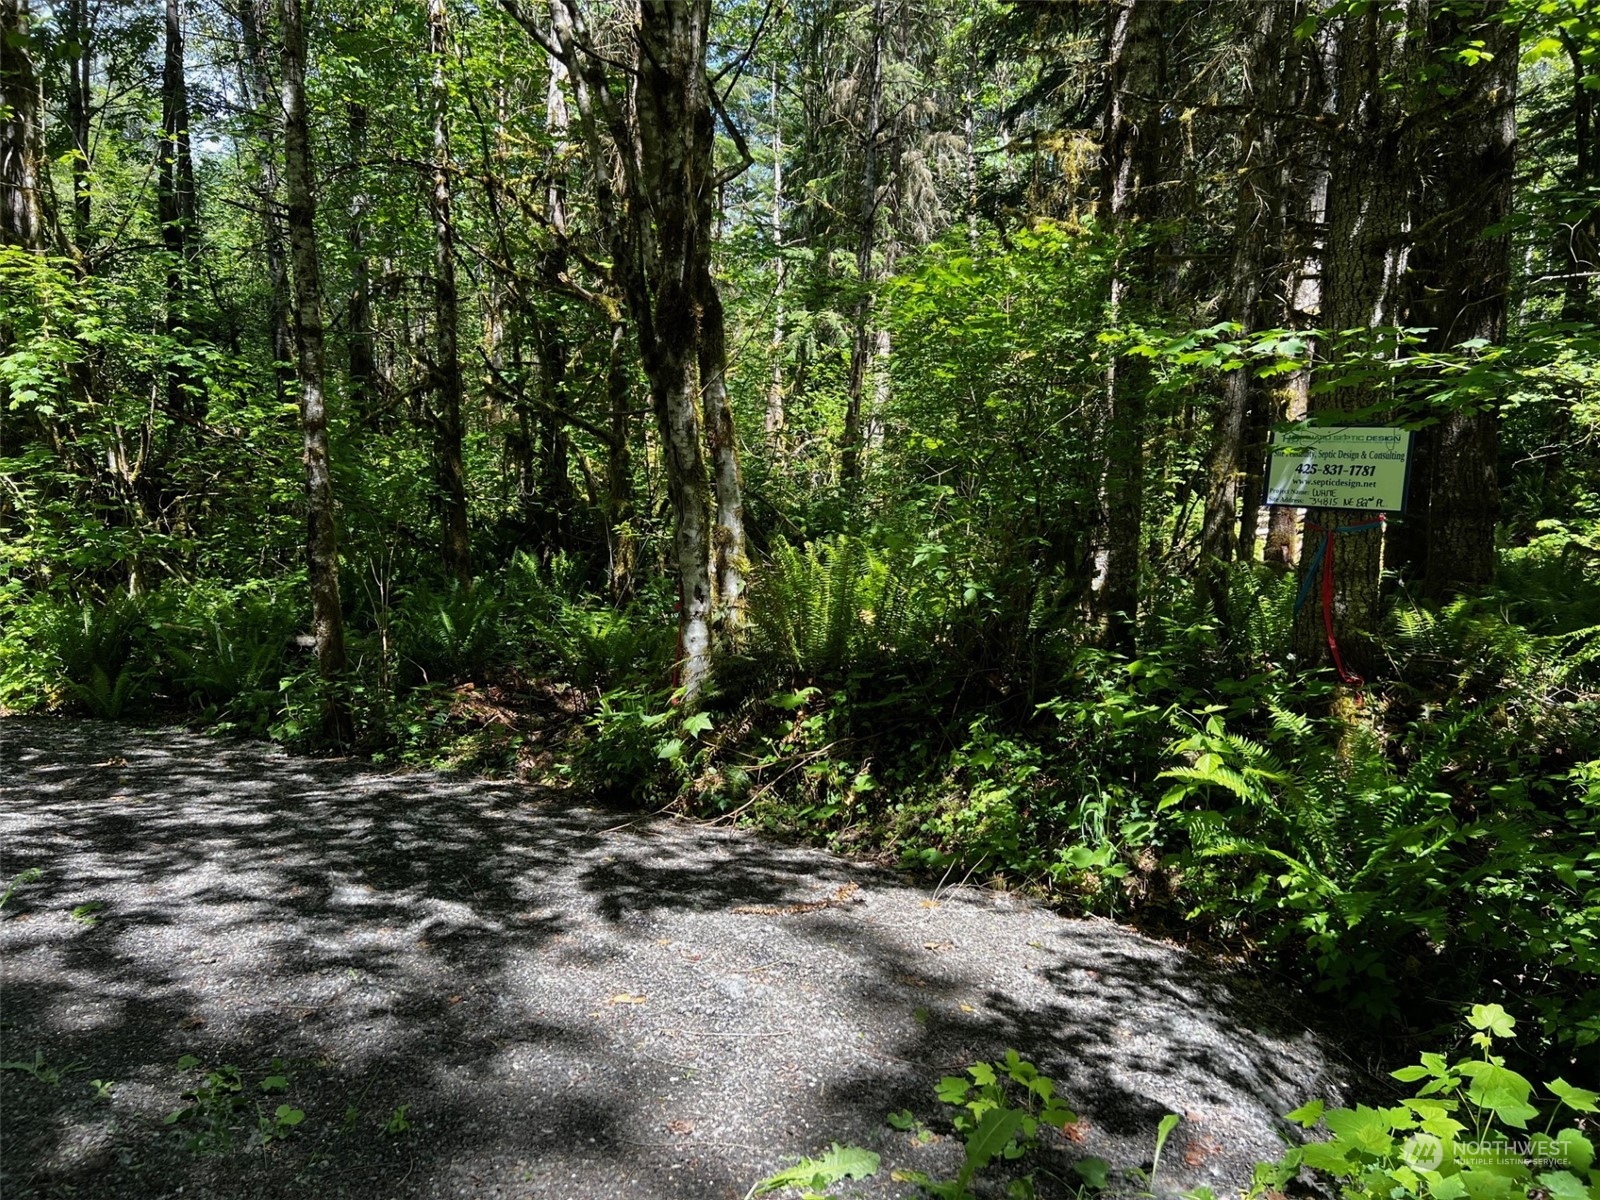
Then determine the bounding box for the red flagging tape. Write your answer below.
[1303,514,1386,697]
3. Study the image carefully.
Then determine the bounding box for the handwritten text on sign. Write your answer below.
[1264,425,1414,513]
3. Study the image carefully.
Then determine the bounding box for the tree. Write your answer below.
[427,0,471,588]
[1200,0,1300,609]
[1388,0,1517,597]
[2,0,48,251]
[840,0,885,485]
[502,0,748,702]
[1094,0,1165,651]
[278,0,349,731]
[159,0,199,425]
[236,0,295,407]
[1291,0,1422,681]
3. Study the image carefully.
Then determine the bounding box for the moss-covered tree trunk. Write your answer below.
[279,0,349,735]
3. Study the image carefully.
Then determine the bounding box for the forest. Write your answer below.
[2,0,1599,1146]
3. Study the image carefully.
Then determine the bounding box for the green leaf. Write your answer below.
[1535,1170,1591,1200]
[769,688,819,710]
[1286,1099,1325,1127]
[1075,1157,1111,1189]
[1152,1113,1181,1177]
[274,1105,304,1127]
[1548,1129,1595,1173]
[751,1143,880,1194]
[1299,1140,1356,1176]
[1548,1078,1600,1114]
[1323,1106,1396,1156]
[936,1075,970,1104]
[886,1109,916,1131]
[967,1061,997,1087]
[1468,1004,1516,1038]
[1457,1062,1539,1129]
[1393,1065,1432,1082]
[963,1107,1026,1172]
[260,1075,289,1092]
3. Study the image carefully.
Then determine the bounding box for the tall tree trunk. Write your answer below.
[1542,31,1599,497]
[840,0,884,484]
[1557,31,1597,327]
[237,0,294,407]
[1094,0,1164,651]
[1261,22,1332,572]
[1260,380,1307,569]
[279,0,349,733]
[1386,1,1515,597]
[1292,0,1419,680]
[1200,0,1296,612]
[766,60,785,442]
[530,52,575,554]
[0,0,46,251]
[606,321,636,601]
[428,0,471,588]
[512,0,745,702]
[66,0,90,246]
[698,265,746,627]
[160,0,197,425]
[347,101,378,420]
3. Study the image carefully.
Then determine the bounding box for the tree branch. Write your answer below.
[496,0,560,58]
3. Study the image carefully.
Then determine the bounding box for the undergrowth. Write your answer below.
[2,526,1597,1065]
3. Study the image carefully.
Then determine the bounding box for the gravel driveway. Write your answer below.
[0,718,1344,1199]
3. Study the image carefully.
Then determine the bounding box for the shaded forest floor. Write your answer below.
[1,718,1353,1199]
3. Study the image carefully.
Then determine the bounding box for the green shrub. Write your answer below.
[32,593,154,718]
[392,582,507,685]
[1161,711,1600,1046]
[1253,1005,1599,1200]
[746,533,927,682]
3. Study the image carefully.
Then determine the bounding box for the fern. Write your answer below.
[65,663,139,719]
[746,534,924,681]
[395,583,506,684]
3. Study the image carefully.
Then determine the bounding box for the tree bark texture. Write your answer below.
[606,321,636,601]
[1200,0,1297,611]
[66,0,90,245]
[1292,0,1420,679]
[237,0,294,407]
[428,0,471,588]
[160,0,200,425]
[1387,0,1515,597]
[515,0,747,703]
[279,0,350,726]
[840,0,885,485]
[1095,0,1164,651]
[347,101,378,420]
[0,0,46,250]
[766,60,786,442]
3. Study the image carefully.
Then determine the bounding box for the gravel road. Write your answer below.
[0,718,1345,1200]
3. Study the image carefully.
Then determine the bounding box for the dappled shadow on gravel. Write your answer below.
[1,719,1342,1200]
